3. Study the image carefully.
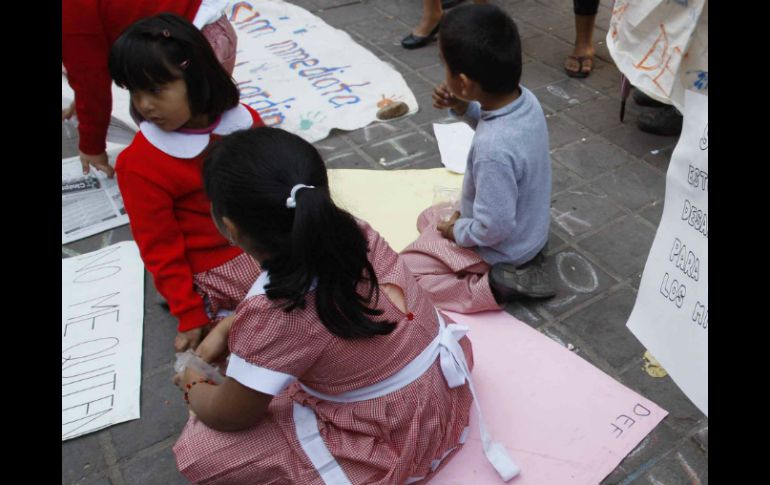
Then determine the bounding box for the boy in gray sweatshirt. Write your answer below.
[402,4,555,312]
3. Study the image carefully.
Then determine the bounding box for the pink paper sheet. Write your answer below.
[431,311,667,484]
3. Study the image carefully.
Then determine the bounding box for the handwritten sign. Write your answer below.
[625,90,707,415]
[62,242,145,441]
[607,0,707,111]
[227,0,417,142]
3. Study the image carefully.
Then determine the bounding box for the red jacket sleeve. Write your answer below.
[62,1,112,156]
[116,163,210,331]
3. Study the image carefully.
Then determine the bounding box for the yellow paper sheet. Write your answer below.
[328,168,463,252]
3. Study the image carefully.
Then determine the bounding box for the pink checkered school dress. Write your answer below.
[174,222,474,484]
[192,252,262,323]
[400,208,501,314]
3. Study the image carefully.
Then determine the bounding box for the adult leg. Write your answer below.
[565,0,600,78]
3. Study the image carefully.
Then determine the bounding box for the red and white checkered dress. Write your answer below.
[400,208,501,314]
[174,222,474,484]
[192,252,262,323]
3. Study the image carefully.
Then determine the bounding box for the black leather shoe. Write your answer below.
[636,106,683,137]
[401,23,440,50]
[489,251,556,302]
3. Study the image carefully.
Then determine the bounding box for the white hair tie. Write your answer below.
[286,184,315,209]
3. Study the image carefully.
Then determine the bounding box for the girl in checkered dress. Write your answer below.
[172,127,477,484]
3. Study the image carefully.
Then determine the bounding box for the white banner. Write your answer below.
[607,0,708,111]
[227,0,417,141]
[625,90,707,415]
[62,242,145,440]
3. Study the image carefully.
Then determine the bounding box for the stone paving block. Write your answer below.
[415,63,445,86]
[546,228,568,252]
[361,131,438,169]
[521,33,576,72]
[504,300,549,328]
[612,420,682,478]
[316,2,382,28]
[324,149,375,169]
[538,247,619,317]
[550,184,624,238]
[122,444,189,485]
[551,160,584,195]
[582,59,621,94]
[62,433,106,485]
[600,466,629,485]
[602,122,677,159]
[371,0,420,19]
[563,96,629,134]
[346,15,410,47]
[290,0,321,12]
[692,423,708,451]
[402,70,436,95]
[561,287,645,369]
[545,113,592,149]
[379,39,442,69]
[533,78,601,113]
[642,144,675,173]
[521,61,568,91]
[110,371,189,459]
[509,17,542,40]
[577,215,656,279]
[593,160,666,211]
[639,200,664,227]
[345,117,415,146]
[639,439,708,485]
[314,130,352,156]
[513,5,573,35]
[141,287,179,376]
[552,137,634,180]
[619,366,706,434]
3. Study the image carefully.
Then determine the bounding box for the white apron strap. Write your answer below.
[292,401,353,485]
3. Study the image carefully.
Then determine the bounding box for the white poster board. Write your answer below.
[62,144,129,244]
[625,90,707,415]
[62,242,145,440]
[607,0,708,111]
[226,0,417,141]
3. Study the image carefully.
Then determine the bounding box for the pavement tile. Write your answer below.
[577,215,656,279]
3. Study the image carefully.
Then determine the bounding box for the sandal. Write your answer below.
[564,54,593,78]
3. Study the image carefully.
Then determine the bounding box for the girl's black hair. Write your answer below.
[203,127,396,339]
[108,13,239,120]
[439,4,522,94]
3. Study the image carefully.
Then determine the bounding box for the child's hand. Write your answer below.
[432,83,468,114]
[437,211,461,241]
[175,327,204,352]
[79,150,115,179]
[196,315,235,364]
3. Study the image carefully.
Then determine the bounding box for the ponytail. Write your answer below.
[204,127,395,338]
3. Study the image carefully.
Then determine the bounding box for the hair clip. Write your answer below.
[162,29,171,38]
[179,60,190,70]
[286,184,315,209]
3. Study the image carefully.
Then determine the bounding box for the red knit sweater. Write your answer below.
[62,0,202,155]
[116,104,263,331]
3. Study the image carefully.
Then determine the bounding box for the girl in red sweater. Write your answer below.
[109,13,263,352]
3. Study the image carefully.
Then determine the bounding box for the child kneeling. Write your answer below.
[402,4,556,313]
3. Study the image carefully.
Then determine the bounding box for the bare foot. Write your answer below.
[564,45,595,77]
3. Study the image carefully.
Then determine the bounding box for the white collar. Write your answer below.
[246,271,271,299]
[139,104,253,159]
[244,271,320,300]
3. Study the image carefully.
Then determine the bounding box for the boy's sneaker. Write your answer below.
[490,251,556,302]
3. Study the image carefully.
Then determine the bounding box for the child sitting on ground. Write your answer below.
[109,13,263,352]
[402,4,555,313]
